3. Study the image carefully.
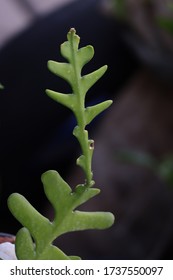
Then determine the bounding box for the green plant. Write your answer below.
[7,28,114,260]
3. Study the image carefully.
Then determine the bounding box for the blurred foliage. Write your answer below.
[113,0,173,35]
[115,150,173,188]
[157,2,173,35]
[113,0,126,19]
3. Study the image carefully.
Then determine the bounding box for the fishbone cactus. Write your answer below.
[8,28,114,260]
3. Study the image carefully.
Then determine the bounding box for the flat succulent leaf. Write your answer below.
[60,30,80,61]
[42,170,98,210]
[63,210,114,232]
[81,66,107,96]
[72,125,81,140]
[8,193,52,244]
[77,45,94,69]
[76,154,86,172]
[41,170,72,212]
[47,60,74,84]
[41,171,99,230]
[72,185,99,208]
[15,228,35,260]
[85,100,113,125]
[45,90,76,110]
[76,150,93,177]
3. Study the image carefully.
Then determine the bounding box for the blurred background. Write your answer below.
[0,0,173,259]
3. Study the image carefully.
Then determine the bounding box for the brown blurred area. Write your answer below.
[93,0,173,259]
[60,0,173,259]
